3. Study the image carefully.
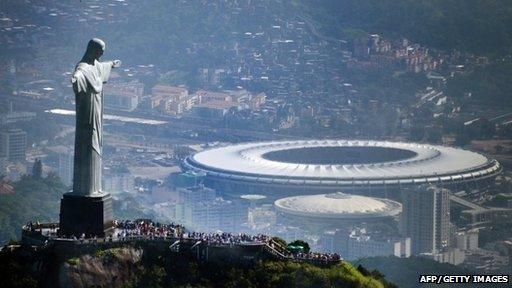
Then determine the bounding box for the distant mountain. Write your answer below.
[300,0,512,56]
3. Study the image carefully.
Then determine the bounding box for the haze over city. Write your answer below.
[0,1,511,287]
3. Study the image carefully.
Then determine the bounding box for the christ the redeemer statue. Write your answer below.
[59,38,120,237]
[71,38,121,195]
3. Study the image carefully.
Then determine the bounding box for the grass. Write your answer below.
[67,257,80,265]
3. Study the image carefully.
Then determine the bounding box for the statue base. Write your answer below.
[59,192,114,237]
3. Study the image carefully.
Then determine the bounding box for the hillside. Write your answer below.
[3,0,512,106]
[0,243,396,288]
[0,176,64,244]
[0,177,152,245]
[300,0,512,56]
[0,176,395,287]
[353,256,480,288]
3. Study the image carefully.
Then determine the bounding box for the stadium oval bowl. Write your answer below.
[182,140,501,199]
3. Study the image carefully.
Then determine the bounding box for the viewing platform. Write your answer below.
[20,219,342,267]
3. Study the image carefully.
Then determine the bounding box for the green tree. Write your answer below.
[454,133,471,147]
[408,125,425,142]
[272,236,288,248]
[288,239,311,253]
[130,265,166,288]
[31,159,42,180]
[0,176,66,244]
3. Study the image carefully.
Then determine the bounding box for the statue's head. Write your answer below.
[81,38,106,63]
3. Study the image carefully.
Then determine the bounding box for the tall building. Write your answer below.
[178,186,216,204]
[47,146,74,186]
[175,186,247,232]
[400,185,451,254]
[102,167,134,194]
[58,148,74,186]
[181,198,242,232]
[0,129,27,162]
[454,230,479,251]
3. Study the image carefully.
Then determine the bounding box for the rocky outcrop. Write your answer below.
[58,247,143,288]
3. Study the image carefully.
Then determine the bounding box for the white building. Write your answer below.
[422,248,466,265]
[58,148,74,186]
[150,85,188,111]
[345,229,411,260]
[47,146,73,186]
[104,81,143,111]
[247,204,276,230]
[103,172,134,194]
[175,186,247,232]
[321,228,411,260]
[455,229,479,251]
[178,198,244,232]
[178,186,216,204]
[400,185,451,255]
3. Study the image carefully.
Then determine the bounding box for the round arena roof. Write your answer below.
[183,140,501,187]
[274,192,402,219]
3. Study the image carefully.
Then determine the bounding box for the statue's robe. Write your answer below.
[71,60,112,196]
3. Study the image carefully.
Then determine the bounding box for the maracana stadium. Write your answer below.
[182,140,501,200]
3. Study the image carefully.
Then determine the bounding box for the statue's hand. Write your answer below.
[112,60,122,68]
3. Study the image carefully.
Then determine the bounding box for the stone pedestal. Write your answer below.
[59,192,114,237]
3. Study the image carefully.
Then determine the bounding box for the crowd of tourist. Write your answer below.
[114,219,184,240]
[293,252,342,263]
[184,231,270,246]
[113,220,269,245]
[24,219,342,263]
[115,220,272,247]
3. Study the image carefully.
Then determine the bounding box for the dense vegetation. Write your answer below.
[299,1,512,105]
[0,243,397,288]
[4,0,512,105]
[0,175,64,244]
[127,247,396,288]
[109,0,512,105]
[131,261,389,288]
[0,175,152,245]
[353,256,475,288]
[446,56,512,104]
[0,247,38,288]
[479,221,512,247]
[301,0,512,56]
[4,0,512,58]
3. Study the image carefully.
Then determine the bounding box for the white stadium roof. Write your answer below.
[183,140,501,186]
[274,192,402,219]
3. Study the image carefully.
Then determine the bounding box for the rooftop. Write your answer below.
[184,140,501,185]
[274,192,402,219]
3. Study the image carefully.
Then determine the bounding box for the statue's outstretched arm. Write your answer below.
[111,60,122,68]
[98,60,121,83]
